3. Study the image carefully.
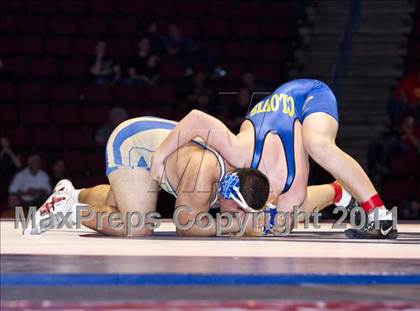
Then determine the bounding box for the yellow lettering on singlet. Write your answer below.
[287,96,295,117]
[270,94,280,112]
[256,101,264,113]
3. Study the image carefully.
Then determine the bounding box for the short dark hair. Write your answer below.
[236,168,269,210]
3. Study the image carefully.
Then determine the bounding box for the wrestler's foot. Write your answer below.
[345,207,398,239]
[334,185,358,212]
[23,191,76,235]
[53,179,74,194]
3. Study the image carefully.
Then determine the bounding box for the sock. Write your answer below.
[68,188,83,205]
[362,194,390,222]
[361,194,384,213]
[330,182,342,203]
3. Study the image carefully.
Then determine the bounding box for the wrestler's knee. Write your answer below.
[303,135,335,162]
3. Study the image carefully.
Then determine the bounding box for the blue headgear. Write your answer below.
[218,172,257,213]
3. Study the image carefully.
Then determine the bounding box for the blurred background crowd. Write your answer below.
[0,0,419,219]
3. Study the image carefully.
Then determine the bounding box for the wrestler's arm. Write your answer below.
[152,110,246,180]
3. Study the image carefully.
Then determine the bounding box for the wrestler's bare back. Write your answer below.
[239,120,310,207]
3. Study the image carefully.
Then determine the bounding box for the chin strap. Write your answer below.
[218,172,258,213]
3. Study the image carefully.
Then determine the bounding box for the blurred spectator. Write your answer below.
[88,40,122,85]
[145,21,166,55]
[230,88,252,130]
[241,71,268,101]
[0,136,22,177]
[367,116,420,184]
[8,154,51,208]
[95,107,128,147]
[388,69,420,124]
[185,71,215,113]
[50,159,68,187]
[125,37,160,86]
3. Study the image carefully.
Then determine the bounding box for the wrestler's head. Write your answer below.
[218,168,269,214]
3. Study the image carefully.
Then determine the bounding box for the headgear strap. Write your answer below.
[218,172,258,213]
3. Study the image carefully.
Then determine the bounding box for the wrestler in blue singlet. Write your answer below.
[245,79,339,194]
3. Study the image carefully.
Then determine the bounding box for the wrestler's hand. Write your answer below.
[150,154,164,182]
[243,212,265,237]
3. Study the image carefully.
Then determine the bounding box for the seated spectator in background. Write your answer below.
[88,40,122,85]
[50,159,68,187]
[185,71,215,113]
[125,37,160,86]
[164,23,197,75]
[144,21,166,55]
[241,71,266,94]
[0,136,22,178]
[95,107,128,147]
[8,154,51,209]
[367,115,420,186]
[0,58,5,82]
[230,88,252,130]
[388,69,420,124]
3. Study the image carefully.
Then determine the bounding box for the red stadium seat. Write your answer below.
[0,82,16,102]
[0,35,15,55]
[237,1,263,18]
[0,16,15,33]
[49,17,78,34]
[20,104,50,125]
[15,36,43,56]
[0,104,18,125]
[125,105,143,118]
[147,85,176,104]
[83,85,113,104]
[32,127,63,148]
[45,36,74,56]
[388,153,416,177]
[261,22,290,38]
[30,58,59,78]
[224,42,253,60]
[51,84,81,104]
[57,0,87,14]
[62,59,87,79]
[258,43,285,60]
[264,2,299,18]
[160,63,185,80]
[150,0,175,16]
[177,1,205,17]
[107,38,133,59]
[232,22,259,38]
[8,127,29,148]
[254,64,277,81]
[84,154,105,174]
[114,86,145,105]
[26,0,56,14]
[89,0,115,15]
[383,179,416,201]
[75,38,96,56]
[110,18,138,36]
[51,105,81,125]
[82,106,109,125]
[80,17,108,35]
[1,1,25,12]
[202,20,230,38]
[19,83,49,102]
[209,1,235,18]
[2,57,26,76]
[62,127,94,149]
[60,150,84,173]
[17,16,46,34]
[117,1,146,14]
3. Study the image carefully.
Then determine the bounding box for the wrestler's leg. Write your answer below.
[302,112,384,211]
[106,167,159,237]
